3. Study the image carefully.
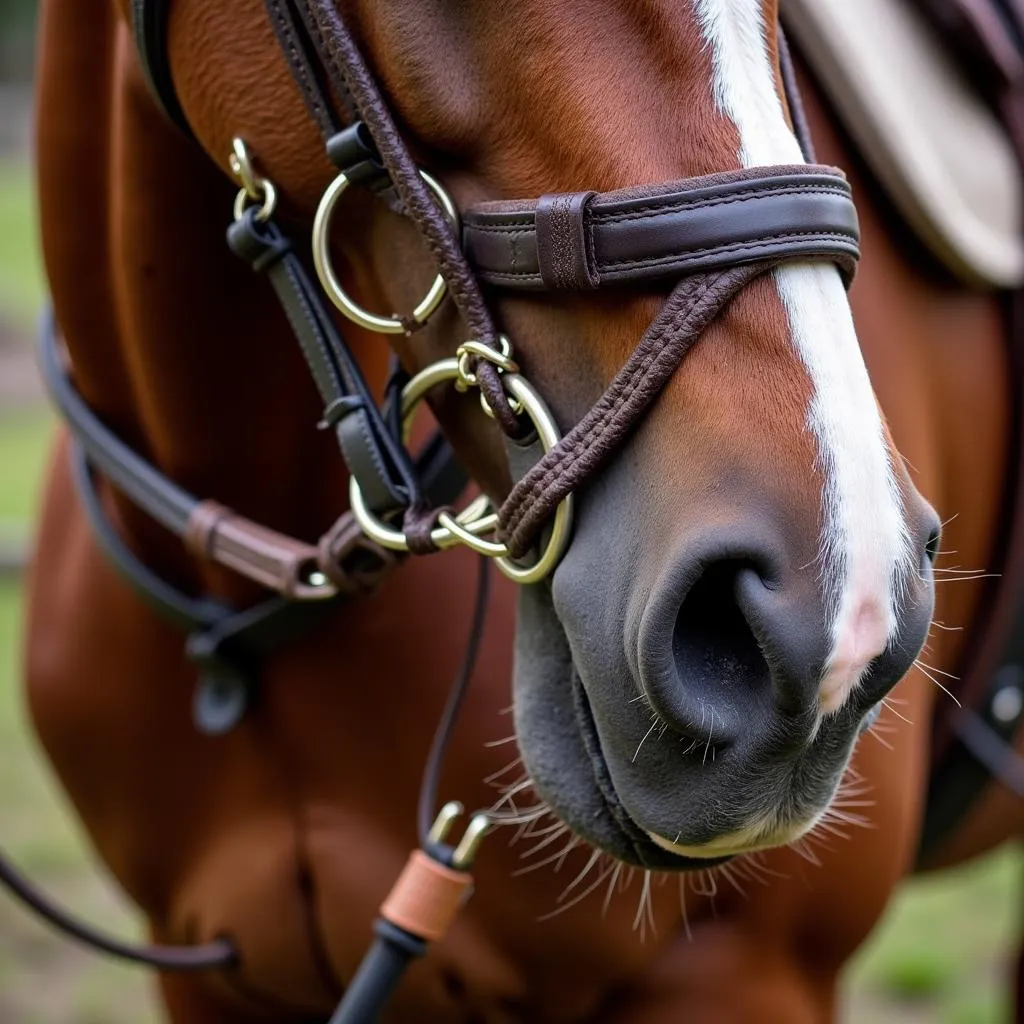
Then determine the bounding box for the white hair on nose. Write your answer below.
[693,0,914,714]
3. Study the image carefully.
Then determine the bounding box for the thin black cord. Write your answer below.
[0,850,237,970]
[417,556,492,846]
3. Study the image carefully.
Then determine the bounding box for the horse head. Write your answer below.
[153,0,941,867]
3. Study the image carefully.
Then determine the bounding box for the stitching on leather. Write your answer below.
[304,4,358,120]
[277,260,344,396]
[479,271,544,284]
[465,183,853,279]
[463,223,536,236]
[474,227,854,281]
[584,206,598,284]
[463,182,847,232]
[601,231,856,271]
[592,184,849,224]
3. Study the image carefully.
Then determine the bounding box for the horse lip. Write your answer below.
[566,668,734,870]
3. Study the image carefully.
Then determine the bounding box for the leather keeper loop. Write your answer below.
[326,122,387,186]
[379,850,473,942]
[536,191,599,289]
[184,500,232,560]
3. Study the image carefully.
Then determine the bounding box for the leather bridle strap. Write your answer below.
[36,311,457,600]
[272,0,525,439]
[476,164,860,559]
[226,206,424,516]
[462,168,858,290]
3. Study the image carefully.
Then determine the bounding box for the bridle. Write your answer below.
[11,1,862,1019]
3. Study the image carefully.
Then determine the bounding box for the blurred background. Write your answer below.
[0,3,1021,1022]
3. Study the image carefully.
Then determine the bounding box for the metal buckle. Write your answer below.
[349,345,574,586]
[311,168,458,335]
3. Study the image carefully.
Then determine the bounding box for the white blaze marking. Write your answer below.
[694,1,913,713]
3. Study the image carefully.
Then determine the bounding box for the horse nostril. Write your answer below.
[924,522,941,566]
[645,544,831,738]
[657,561,772,745]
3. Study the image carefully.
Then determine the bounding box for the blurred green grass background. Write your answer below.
[0,150,1020,1023]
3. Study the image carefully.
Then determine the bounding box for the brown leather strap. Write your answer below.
[463,166,858,291]
[498,262,772,558]
[536,191,600,288]
[316,511,399,593]
[778,26,816,162]
[184,500,330,600]
[264,0,343,140]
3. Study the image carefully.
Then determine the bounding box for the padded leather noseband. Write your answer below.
[464,169,860,290]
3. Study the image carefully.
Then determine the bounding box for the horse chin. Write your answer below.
[511,579,872,871]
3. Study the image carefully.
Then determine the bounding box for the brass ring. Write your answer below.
[232,181,278,223]
[436,512,507,558]
[349,359,573,585]
[312,169,459,335]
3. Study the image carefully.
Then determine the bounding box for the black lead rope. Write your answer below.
[328,559,493,1024]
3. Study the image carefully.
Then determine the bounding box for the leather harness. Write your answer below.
[12,1,876,1019]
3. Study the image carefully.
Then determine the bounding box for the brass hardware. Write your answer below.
[427,802,464,845]
[229,138,277,222]
[349,355,573,586]
[451,814,490,870]
[454,337,519,391]
[425,803,490,870]
[311,168,458,334]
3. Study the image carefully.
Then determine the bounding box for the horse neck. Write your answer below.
[37,4,389,597]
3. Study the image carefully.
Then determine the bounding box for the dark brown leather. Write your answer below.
[536,191,600,289]
[316,511,398,594]
[464,166,859,290]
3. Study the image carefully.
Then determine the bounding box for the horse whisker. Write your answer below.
[913,660,962,707]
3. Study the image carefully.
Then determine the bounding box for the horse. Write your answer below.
[17,0,1023,1019]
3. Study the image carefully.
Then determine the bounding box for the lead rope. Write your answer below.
[327,557,493,1024]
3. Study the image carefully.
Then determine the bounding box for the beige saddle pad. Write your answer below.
[783,0,1024,288]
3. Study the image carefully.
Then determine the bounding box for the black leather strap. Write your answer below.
[38,308,196,537]
[226,207,422,516]
[463,167,859,290]
[130,0,193,138]
[38,311,470,598]
[70,445,343,735]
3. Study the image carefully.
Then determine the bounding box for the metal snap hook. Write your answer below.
[229,137,277,222]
